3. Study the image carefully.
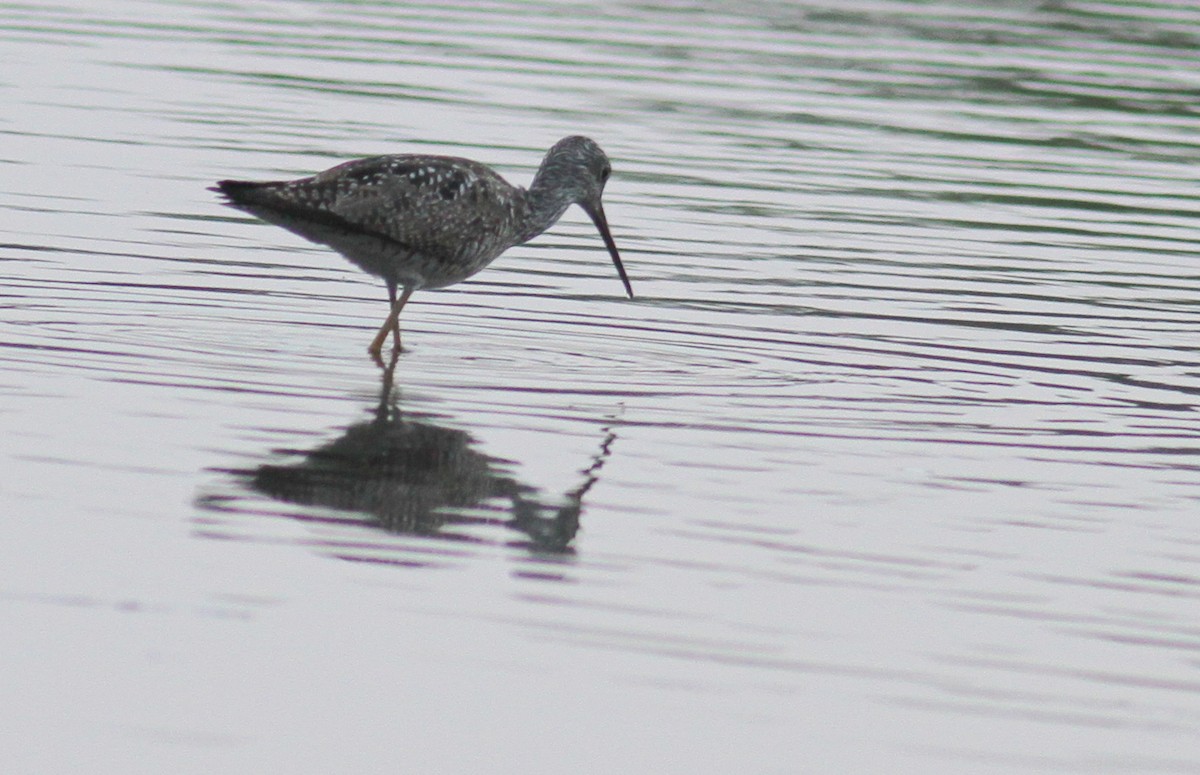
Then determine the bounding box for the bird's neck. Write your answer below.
[517,172,574,244]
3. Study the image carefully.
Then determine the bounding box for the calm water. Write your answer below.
[3,1,1200,772]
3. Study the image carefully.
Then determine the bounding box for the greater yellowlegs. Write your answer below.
[212,136,633,358]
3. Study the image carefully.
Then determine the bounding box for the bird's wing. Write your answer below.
[301,155,517,256]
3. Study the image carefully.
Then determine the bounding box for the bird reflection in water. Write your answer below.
[248,356,616,555]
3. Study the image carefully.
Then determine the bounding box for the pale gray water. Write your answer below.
[2,1,1200,772]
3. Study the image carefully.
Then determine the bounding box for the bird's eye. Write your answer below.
[600,166,611,182]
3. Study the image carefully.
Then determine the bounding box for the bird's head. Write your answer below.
[536,136,632,298]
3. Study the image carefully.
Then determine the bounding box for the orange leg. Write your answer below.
[368,285,414,358]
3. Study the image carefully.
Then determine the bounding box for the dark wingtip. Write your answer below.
[210,179,262,204]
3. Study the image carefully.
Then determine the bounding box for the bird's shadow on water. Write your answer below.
[200,354,616,559]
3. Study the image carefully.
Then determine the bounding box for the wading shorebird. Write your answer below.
[212,136,633,359]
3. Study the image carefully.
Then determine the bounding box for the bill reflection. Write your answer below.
[246,359,616,555]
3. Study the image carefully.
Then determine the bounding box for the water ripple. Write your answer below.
[4,1,1200,771]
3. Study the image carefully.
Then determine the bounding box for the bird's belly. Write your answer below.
[246,204,508,290]
[335,238,499,290]
[417,251,498,289]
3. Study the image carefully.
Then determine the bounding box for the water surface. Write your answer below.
[2,1,1200,772]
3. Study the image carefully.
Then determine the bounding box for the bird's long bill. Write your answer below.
[581,201,634,299]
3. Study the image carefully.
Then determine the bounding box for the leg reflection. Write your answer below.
[250,361,618,554]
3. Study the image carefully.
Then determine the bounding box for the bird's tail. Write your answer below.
[210,179,276,207]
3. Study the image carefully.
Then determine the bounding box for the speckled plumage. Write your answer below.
[212,136,632,358]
